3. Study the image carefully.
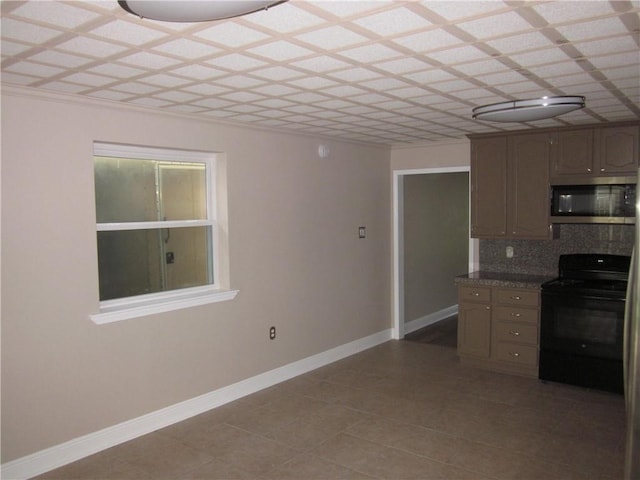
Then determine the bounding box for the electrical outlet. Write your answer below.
[269,326,276,340]
[358,226,366,238]
[506,246,514,258]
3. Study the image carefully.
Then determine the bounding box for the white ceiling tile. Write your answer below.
[242,3,326,32]
[153,91,200,102]
[91,20,169,46]
[510,48,571,67]
[139,74,191,87]
[350,93,392,104]
[246,40,314,61]
[5,60,64,78]
[314,99,356,109]
[531,1,615,24]
[287,92,331,103]
[359,77,412,90]
[254,98,296,108]
[251,66,304,80]
[528,62,586,78]
[485,32,554,54]
[61,72,114,86]
[111,82,161,95]
[590,51,640,70]
[328,67,381,82]
[0,71,39,85]
[130,97,172,108]
[321,85,368,97]
[374,57,432,74]
[475,70,528,85]
[353,7,432,36]
[386,86,431,99]
[169,64,226,80]
[1,18,62,44]
[88,63,146,79]
[206,54,267,71]
[308,1,393,18]
[283,105,322,114]
[28,50,94,68]
[430,79,476,92]
[602,65,640,80]
[223,104,265,114]
[152,39,221,59]
[191,98,234,109]
[56,36,129,57]
[426,45,491,64]
[1,40,32,56]
[575,36,640,56]
[118,51,182,69]
[290,56,352,73]
[337,44,402,63]
[11,2,101,29]
[392,29,464,53]
[403,69,457,84]
[295,26,368,50]
[420,1,509,21]
[252,84,300,96]
[287,76,339,89]
[194,23,269,47]
[457,12,534,39]
[182,84,231,96]
[214,75,266,88]
[453,59,510,76]
[556,17,628,42]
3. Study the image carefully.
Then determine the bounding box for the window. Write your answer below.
[90,143,236,324]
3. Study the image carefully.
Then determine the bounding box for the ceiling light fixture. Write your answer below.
[118,0,286,22]
[472,96,585,123]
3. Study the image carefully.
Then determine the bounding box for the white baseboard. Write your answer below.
[404,305,458,335]
[1,328,392,480]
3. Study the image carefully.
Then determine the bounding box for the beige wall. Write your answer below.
[1,88,391,462]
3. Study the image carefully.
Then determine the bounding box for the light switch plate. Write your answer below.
[358,226,366,238]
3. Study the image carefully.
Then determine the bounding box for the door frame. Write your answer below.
[392,166,477,340]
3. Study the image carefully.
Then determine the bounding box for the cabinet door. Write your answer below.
[596,126,639,175]
[458,302,491,358]
[508,133,551,239]
[470,137,507,238]
[550,129,594,179]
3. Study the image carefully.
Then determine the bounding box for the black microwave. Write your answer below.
[550,184,636,224]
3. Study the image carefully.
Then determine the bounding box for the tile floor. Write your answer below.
[34,338,625,480]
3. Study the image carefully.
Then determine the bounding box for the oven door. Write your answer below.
[540,290,625,360]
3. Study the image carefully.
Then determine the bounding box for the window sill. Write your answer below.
[89,287,239,325]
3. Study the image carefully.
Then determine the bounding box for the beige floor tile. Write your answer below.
[29,339,626,480]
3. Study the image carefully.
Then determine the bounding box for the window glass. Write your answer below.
[94,146,214,303]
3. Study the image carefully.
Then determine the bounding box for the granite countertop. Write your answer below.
[454,271,555,289]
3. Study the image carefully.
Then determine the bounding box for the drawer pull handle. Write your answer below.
[471,292,480,296]
[511,296,521,300]
[510,313,521,317]
[509,331,520,336]
[509,352,520,357]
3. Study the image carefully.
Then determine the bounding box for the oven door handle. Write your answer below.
[624,248,636,405]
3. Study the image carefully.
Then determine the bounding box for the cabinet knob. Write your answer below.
[486,306,491,310]
[509,352,521,357]
[509,330,521,336]
[471,292,480,296]
[510,313,521,317]
[587,168,592,172]
[600,168,605,172]
[511,295,521,300]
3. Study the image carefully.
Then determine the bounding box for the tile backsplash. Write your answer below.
[479,224,635,276]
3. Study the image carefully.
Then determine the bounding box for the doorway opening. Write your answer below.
[392,167,476,340]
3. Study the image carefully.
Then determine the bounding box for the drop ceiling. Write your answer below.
[1,0,639,146]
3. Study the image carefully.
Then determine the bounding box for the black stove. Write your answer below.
[539,253,631,394]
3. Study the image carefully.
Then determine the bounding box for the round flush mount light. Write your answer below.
[472,95,585,123]
[118,0,286,22]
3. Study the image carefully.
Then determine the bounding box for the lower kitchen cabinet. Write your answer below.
[457,284,540,377]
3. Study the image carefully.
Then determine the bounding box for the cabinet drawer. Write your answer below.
[494,322,538,345]
[458,285,491,303]
[494,288,538,307]
[493,342,538,367]
[493,306,538,325]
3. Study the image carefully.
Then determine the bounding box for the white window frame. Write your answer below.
[90,142,237,325]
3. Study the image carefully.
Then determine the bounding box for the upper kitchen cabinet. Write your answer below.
[550,124,639,184]
[470,136,507,238]
[470,133,551,239]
